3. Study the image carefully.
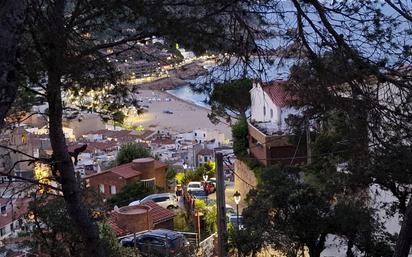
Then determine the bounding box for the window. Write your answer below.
[263,106,266,116]
[194,133,197,136]
[153,197,169,203]
[203,134,206,137]
[98,184,105,193]
[110,185,116,195]
[270,109,273,118]
[0,227,5,236]
[1,205,6,215]
[204,156,208,162]
[10,223,13,232]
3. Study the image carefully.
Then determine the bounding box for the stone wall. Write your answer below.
[234,160,257,198]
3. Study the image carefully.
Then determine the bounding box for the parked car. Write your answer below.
[201,181,216,194]
[187,182,203,192]
[225,204,236,217]
[228,215,244,230]
[189,190,208,200]
[209,178,229,187]
[129,193,178,209]
[163,109,173,114]
[120,229,191,256]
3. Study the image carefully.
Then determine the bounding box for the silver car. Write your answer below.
[129,193,178,209]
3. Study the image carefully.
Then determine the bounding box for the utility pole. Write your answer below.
[306,118,312,165]
[215,152,227,257]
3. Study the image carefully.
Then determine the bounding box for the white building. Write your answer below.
[176,129,225,145]
[249,81,300,135]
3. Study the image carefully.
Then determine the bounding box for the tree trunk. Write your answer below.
[393,198,412,257]
[346,239,354,257]
[45,1,106,256]
[0,0,26,127]
[47,71,107,257]
[308,245,322,257]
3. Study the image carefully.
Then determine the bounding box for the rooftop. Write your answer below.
[262,80,294,108]
[108,200,175,236]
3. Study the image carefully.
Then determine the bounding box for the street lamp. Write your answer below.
[233,191,241,231]
[203,174,208,182]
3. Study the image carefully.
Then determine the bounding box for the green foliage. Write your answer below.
[194,199,207,211]
[111,111,126,124]
[28,190,106,257]
[242,166,391,257]
[107,182,154,208]
[116,143,151,165]
[99,221,139,257]
[208,79,252,124]
[29,197,85,257]
[175,172,186,184]
[174,210,192,232]
[232,118,249,159]
[227,223,263,257]
[204,206,217,234]
[175,162,216,185]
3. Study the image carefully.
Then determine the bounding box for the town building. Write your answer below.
[85,157,167,198]
[248,80,306,167]
[108,200,175,237]
[0,198,31,240]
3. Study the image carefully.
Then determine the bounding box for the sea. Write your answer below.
[167,57,295,108]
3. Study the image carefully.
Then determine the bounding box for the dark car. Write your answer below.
[120,229,190,256]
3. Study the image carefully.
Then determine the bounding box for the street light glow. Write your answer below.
[233,191,241,205]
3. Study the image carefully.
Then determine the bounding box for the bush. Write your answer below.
[116,143,151,165]
[232,118,249,159]
[107,182,154,208]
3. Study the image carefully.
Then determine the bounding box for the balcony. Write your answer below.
[247,121,291,148]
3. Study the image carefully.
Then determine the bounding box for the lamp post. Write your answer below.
[233,191,241,231]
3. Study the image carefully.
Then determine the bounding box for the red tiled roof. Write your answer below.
[154,160,167,169]
[110,163,141,179]
[107,214,128,236]
[197,148,214,156]
[151,137,175,145]
[68,141,117,153]
[85,163,141,179]
[140,200,176,225]
[86,159,166,179]
[107,201,175,236]
[262,80,292,108]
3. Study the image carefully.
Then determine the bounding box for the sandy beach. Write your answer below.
[124,90,232,139]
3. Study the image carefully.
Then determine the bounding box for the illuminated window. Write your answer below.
[99,184,105,193]
[110,185,116,195]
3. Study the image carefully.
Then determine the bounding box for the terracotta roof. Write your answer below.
[86,129,153,141]
[107,214,128,236]
[85,158,166,180]
[154,160,167,169]
[197,148,214,156]
[111,163,141,179]
[151,137,175,145]
[68,141,117,153]
[85,163,141,179]
[262,80,292,108]
[140,200,176,224]
[107,201,175,237]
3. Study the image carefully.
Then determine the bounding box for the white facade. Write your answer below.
[176,129,225,145]
[250,82,299,133]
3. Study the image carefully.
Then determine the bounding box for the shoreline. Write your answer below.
[163,89,211,111]
[127,89,232,139]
